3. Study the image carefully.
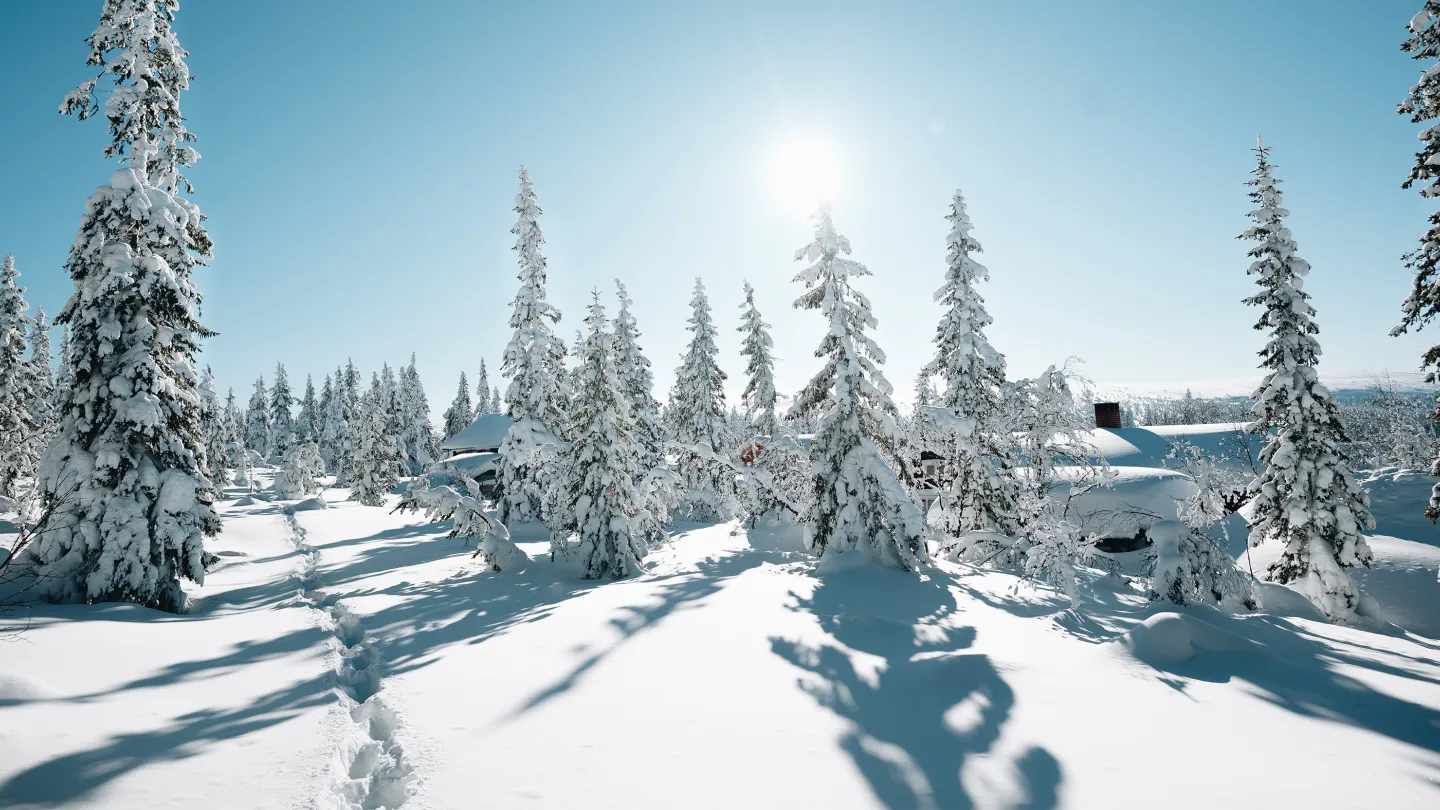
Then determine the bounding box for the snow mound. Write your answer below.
[0,673,57,702]
[288,496,328,512]
[1119,612,1256,664]
[233,495,259,506]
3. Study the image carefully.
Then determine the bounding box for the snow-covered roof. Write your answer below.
[1072,423,1265,470]
[440,413,514,453]
[434,451,501,477]
[1050,465,1197,539]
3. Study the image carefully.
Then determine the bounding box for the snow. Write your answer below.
[1075,423,1264,470]
[436,412,513,454]
[2,471,1439,808]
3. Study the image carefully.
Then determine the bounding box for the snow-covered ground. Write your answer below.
[2,475,1439,810]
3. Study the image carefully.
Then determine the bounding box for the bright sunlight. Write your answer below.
[765,134,842,216]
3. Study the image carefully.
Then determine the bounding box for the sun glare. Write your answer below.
[766,134,842,216]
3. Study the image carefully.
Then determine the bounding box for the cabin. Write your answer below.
[430,412,514,495]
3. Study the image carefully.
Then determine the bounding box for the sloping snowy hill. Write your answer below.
[2,485,1438,809]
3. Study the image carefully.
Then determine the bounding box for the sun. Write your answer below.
[766,134,842,216]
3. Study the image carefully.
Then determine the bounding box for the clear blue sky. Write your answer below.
[0,1,1435,409]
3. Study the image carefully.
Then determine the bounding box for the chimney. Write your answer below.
[1094,402,1122,429]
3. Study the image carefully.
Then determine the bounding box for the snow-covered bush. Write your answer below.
[394,480,527,573]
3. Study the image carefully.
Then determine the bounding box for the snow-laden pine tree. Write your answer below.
[332,361,362,482]
[351,374,400,507]
[245,377,271,456]
[221,387,247,480]
[443,371,473,440]
[0,255,37,501]
[612,279,675,541]
[1393,4,1440,521]
[498,167,569,525]
[737,281,780,439]
[925,190,1021,555]
[25,0,218,611]
[667,277,737,519]
[566,294,648,578]
[296,374,318,443]
[399,355,436,475]
[613,280,665,472]
[54,324,74,404]
[786,207,930,569]
[26,306,57,462]
[274,441,325,500]
[475,359,492,416]
[318,365,349,476]
[269,363,296,456]
[490,388,501,415]
[1241,142,1375,624]
[198,366,228,487]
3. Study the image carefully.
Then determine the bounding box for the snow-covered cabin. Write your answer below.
[440,412,513,456]
[431,413,514,495]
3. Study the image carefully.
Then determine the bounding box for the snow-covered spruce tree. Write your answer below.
[475,359,492,415]
[245,377,271,457]
[351,375,400,506]
[612,279,674,541]
[269,362,296,456]
[498,167,569,525]
[490,387,501,415]
[296,374,318,443]
[613,280,665,471]
[54,324,74,403]
[25,0,218,611]
[0,255,37,501]
[1241,142,1375,623]
[737,280,780,439]
[1393,4,1440,521]
[925,190,1021,556]
[379,363,407,470]
[565,294,648,578]
[399,355,436,474]
[443,371,473,440]
[667,277,737,519]
[786,207,929,569]
[274,440,324,500]
[221,387,247,482]
[26,306,57,461]
[914,369,937,408]
[198,366,228,487]
[332,361,362,483]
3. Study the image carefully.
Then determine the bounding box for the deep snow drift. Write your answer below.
[1,475,1438,810]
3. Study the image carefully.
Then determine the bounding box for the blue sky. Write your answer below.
[0,1,1435,409]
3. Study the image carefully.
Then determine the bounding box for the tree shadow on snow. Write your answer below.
[1128,610,1440,761]
[770,568,1063,810]
[0,668,332,806]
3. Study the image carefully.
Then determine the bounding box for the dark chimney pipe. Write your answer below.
[1094,402,1122,429]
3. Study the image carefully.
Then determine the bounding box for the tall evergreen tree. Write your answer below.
[613,280,665,471]
[269,362,295,455]
[1393,4,1440,520]
[296,374,319,443]
[54,324,74,404]
[198,366,227,487]
[667,277,735,519]
[925,190,1021,552]
[26,306,57,452]
[334,360,362,483]
[351,374,400,507]
[1242,142,1374,624]
[443,370,474,440]
[737,281,780,439]
[475,359,492,416]
[26,0,218,611]
[0,255,36,500]
[498,166,569,525]
[399,354,436,474]
[245,377,271,456]
[221,387,245,477]
[787,207,929,570]
[566,293,648,578]
[490,388,502,415]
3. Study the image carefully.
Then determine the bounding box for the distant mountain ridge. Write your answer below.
[1093,370,1437,402]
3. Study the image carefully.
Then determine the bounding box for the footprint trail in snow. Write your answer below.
[286,510,415,810]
